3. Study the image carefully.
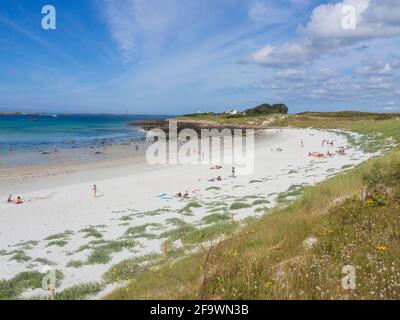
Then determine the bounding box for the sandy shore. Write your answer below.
[0,128,377,298]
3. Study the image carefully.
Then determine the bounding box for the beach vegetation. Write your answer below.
[45,230,74,241]
[124,223,162,239]
[0,271,45,299]
[56,282,104,300]
[8,250,31,263]
[252,199,270,206]
[85,239,137,265]
[34,258,56,266]
[206,186,221,191]
[201,213,230,224]
[229,202,252,210]
[46,240,68,248]
[79,226,104,239]
[104,253,163,283]
[178,201,202,215]
[14,240,39,250]
[66,260,84,268]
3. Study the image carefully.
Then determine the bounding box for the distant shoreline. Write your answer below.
[0,112,176,116]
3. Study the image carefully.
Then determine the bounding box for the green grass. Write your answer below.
[45,230,74,241]
[253,199,271,206]
[66,260,84,268]
[0,271,44,299]
[44,230,74,248]
[85,239,137,265]
[0,270,64,299]
[34,258,56,266]
[56,282,104,300]
[206,186,221,191]
[104,253,163,283]
[125,223,162,239]
[79,226,105,239]
[277,185,306,205]
[46,240,68,248]
[8,251,31,263]
[202,213,230,224]
[178,201,202,215]
[135,208,171,218]
[229,202,252,210]
[159,223,197,242]
[14,240,39,250]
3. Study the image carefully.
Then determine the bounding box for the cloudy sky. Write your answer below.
[0,0,399,114]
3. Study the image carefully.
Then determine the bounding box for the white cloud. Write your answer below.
[276,68,306,79]
[103,0,193,55]
[243,41,317,66]
[355,62,393,76]
[243,0,400,67]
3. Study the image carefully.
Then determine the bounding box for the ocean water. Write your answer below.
[0,114,170,154]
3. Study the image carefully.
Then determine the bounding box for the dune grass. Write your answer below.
[56,282,104,300]
[0,270,64,300]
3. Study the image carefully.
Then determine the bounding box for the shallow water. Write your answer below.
[0,114,170,165]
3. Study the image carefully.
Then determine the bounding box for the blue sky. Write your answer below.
[0,0,399,114]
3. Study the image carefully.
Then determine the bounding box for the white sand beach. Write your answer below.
[0,128,378,298]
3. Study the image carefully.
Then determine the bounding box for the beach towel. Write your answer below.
[158,194,174,200]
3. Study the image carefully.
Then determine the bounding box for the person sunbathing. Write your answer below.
[309,152,324,158]
[208,176,222,182]
[7,195,23,204]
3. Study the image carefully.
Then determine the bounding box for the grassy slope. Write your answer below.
[106,113,400,300]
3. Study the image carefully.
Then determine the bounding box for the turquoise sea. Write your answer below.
[0,113,169,154]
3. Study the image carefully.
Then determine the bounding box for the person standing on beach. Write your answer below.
[232,167,236,178]
[92,184,97,198]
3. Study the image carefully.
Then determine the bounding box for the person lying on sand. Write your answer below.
[176,191,190,199]
[210,165,222,170]
[7,195,23,204]
[337,147,346,155]
[208,176,222,182]
[309,152,324,158]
